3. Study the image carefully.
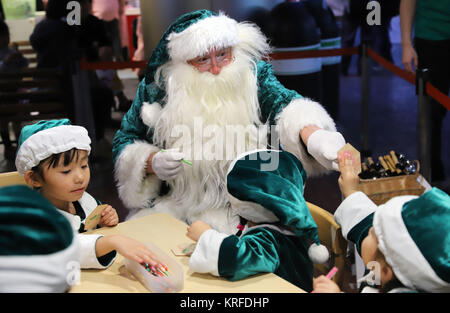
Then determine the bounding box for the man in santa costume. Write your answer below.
[112,10,346,234]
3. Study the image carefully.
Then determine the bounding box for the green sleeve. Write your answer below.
[112,79,154,163]
[256,60,302,126]
[218,229,280,281]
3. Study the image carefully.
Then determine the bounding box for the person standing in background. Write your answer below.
[400,0,450,183]
[91,0,132,112]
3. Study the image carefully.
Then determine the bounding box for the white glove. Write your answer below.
[306,129,346,171]
[151,150,185,180]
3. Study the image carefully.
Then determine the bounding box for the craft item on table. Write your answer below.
[338,143,361,174]
[171,242,196,256]
[84,204,108,230]
[125,242,184,293]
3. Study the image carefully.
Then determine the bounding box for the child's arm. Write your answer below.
[95,235,158,265]
[312,275,341,293]
[186,220,212,242]
[338,151,360,198]
[188,226,279,281]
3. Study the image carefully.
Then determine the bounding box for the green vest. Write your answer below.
[415,0,450,41]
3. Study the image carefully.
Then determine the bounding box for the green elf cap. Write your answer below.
[0,185,80,292]
[338,188,450,292]
[144,9,239,86]
[226,149,329,264]
[373,188,450,292]
[15,119,91,175]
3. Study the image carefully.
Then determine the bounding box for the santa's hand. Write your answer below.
[306,129,346,171]
[151,150,185,180]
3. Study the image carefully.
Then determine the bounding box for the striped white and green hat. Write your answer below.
[336,188,450,292]
[0,185,80,292]
[15,119,91,175]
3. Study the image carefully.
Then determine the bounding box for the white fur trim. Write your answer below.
[114,141,162,210]
[275,98,336,177]
[168,13,239,62]
[141,102,162,129]
[189,229,229,276]
[334,191,377,239]
[308,243,329,264]
[373,196,450,292]
[0,235,80,292]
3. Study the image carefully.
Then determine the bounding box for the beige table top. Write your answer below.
[69,213,305,293]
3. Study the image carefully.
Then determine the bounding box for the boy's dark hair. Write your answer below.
[31,148,84,181]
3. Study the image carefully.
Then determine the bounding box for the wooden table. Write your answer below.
[69,213,305,293]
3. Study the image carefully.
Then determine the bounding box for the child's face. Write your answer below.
[361,226,393,286]
[361,227,378,265]
[38,150,90,207]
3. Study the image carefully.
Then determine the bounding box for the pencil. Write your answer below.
[326,266,338,280]
[161,149,192,166]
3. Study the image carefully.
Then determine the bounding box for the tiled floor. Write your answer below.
[1,44,448,292]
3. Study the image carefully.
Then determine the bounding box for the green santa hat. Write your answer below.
[0,185,80,292]
[15,119,91,175]
[226,149,329,264]
[142,9,270,102]
[337,188,450,292]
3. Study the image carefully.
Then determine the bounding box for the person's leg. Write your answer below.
[415,38,450,182]
[340,11,359,75]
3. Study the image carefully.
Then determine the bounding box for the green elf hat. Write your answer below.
[226,149,329,264]
[144,9,239,86]
[15,119,91,175]
[0,185,80,292]
[337,188,450,292]
[373,188,450,292]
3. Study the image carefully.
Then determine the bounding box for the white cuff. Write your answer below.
[334,191,377,239]
[275,98,336,177]
[189,229,229,276]
[78,234,116,269]
[114,141,162,209]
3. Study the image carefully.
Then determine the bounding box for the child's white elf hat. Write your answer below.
[15,119,91,175]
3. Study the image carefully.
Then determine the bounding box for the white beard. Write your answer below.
[151,48,267,232]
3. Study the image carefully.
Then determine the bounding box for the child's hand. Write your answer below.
[186,220,212,242]
[109,235,159,266]
[312,275,341,293]
[338,151,360,198]
[98,205,119,227]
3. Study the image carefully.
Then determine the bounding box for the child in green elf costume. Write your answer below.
[0,185,79,292]
[186,149,329,292]
[313,152,450,293]
[15,119,159,270]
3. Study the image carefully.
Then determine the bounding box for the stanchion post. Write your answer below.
[360,42,371,158]
[416,68,432,182]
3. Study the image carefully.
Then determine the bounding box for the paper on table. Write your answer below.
[171,242,196,257]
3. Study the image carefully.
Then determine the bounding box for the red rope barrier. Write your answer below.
[78,46,449,111]
[80,60,147,70]
[366,47,415,85]
[367,47,449,110]
[268,47,358,60]
[426,82,450,110]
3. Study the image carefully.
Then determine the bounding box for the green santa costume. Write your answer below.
[0,185,80,292]
[188,150,329,292]
[112,9,345,234]
[334,188,450,293]
[15,119,117,269]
